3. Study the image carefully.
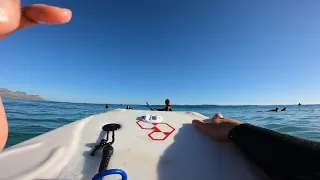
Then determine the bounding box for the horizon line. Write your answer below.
[1,98,315,106]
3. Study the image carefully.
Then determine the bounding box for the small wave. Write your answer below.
[273,125,304,133]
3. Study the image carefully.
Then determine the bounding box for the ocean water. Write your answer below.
[2,99,320,148]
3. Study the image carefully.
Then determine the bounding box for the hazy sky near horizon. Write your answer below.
[1,0,320,105]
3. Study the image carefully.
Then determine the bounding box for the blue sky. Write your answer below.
[1,0,320,105]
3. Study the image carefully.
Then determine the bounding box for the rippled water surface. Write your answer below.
[3,99,320,148]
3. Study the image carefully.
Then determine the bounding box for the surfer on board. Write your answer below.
[156,99,173,111]
[268,107,278,112]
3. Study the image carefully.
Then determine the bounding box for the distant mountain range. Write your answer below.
[0,88,45,101]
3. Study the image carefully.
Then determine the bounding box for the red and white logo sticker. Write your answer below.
[136,120,175,141]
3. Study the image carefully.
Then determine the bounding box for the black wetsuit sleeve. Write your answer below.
[228,124,320,180]
[156,106,172,111]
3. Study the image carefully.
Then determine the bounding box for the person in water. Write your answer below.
[268,107,278,112]
[156,99,173,111]
[126,106,132,110]
[281,107,286,111]
[1,3,320,179]
[105,104,109,109]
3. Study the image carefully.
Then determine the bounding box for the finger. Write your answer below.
[192,119,205,130]
[192,119,212,136]
[19,4,72,29]
[0,98,8,151]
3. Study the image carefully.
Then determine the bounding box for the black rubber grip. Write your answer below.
[98,144,114,172]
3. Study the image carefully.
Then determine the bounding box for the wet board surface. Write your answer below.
[0,109,268,180]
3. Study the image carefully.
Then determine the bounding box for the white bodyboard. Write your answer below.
[0,109,268,180]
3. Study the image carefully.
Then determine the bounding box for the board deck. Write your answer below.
[0,109,268,180]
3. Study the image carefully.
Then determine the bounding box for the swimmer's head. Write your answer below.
[165,99,170,106]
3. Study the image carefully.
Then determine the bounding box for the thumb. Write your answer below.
[212,113,223,119]
[0,0,21,38]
